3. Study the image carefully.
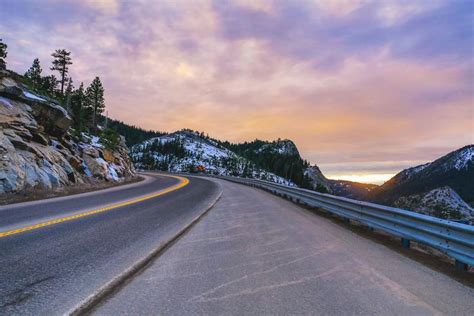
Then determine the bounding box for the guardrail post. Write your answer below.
[401,238,410,249]
[455,260,468,271]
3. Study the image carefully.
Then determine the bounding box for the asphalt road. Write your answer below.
[0,173,219,314]
[97,178,474,315]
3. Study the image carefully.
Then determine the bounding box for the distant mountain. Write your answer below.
[367,145,474,223]
[371,145,474,205]
[131,130,294,185]
[132,128,473,223]
[330,180,379,200]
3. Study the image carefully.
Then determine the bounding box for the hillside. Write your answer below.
[394,187,473,222]
[106,117,166,147]
[330,180,379,200]
[131,130,294,185]
[371,145,474,205]
[0,70,135,197]
[367,145,474,222]
[224,139,314,189]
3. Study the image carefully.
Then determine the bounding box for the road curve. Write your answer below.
[97,178,474,315]
[0,173,220,315]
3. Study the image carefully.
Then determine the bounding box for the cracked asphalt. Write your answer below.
[96,178,474,315]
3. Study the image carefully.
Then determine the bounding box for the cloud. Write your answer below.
[82,0,120,15]
[212,0,473,67]
[0,0,472,181]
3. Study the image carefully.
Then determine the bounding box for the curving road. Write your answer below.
[0,173,220,315]
[97,178,474,315]
[1,175,473,315]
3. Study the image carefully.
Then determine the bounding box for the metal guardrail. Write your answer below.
[217,176,474,268]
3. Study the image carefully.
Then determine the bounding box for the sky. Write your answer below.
[1,0,473,184]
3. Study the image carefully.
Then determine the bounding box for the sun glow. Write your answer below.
[326,173,395,185]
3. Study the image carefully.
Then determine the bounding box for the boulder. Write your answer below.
[83,155,107,178]
[103,149,116,163]
[0,76,72,137]
[0,131,25,193]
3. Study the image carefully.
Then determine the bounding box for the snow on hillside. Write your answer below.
[132,130,295,186]
[450,146,474,170]
[395,186,473,222]
[394,162,430,181]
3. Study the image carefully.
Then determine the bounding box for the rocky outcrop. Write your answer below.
[394,187,473,223]
[0,72,135,195]
[304,165,332,193]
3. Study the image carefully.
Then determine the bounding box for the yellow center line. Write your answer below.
[0,175,190,238]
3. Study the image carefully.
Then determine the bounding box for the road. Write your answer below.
[97,178,474,315]
[0,173,220,314]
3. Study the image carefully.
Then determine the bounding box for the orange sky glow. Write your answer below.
[1,0,473,184]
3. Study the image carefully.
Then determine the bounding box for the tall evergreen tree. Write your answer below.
[71,82,92,131]
[65,77,74,112]
[25,58,43,90]
[40,75,58,96]
[51,49,72,95]
[85,77,105,127]
[0,39,7,70]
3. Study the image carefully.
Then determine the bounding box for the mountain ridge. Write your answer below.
[370,145,474,205]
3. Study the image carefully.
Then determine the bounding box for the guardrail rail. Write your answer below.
[216,175,474,270]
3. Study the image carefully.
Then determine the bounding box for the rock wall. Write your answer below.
[0,71,135,195]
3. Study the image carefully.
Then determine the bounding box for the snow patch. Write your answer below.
[453,146,474,170]
[23,91,46,102]
[91,136,104,148]
[107,164,120,181]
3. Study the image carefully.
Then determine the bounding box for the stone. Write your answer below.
[32,132,49,145]
[83,146,100,158]
[103,149,116,163]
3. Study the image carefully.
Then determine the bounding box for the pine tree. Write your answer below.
[71,82,93,131]
[65,77,74,113]
[71,82,84,124]
[40,75,58,96]
[51,49,72,95]
[0,39,7,70]
[85,76,105,128]
[25,58,43,90]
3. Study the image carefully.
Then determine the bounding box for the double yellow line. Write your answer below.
[0,175,190,238]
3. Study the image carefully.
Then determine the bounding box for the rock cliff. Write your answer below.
[0,71,135,196]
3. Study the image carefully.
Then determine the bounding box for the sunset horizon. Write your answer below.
[1,0,472,184]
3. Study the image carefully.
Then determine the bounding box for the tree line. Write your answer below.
[226,139,313,188]
[1,38,105,135]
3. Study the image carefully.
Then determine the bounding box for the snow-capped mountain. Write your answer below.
[131,130,294,185]
[366,145,474,223]
[371,145,474,205]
